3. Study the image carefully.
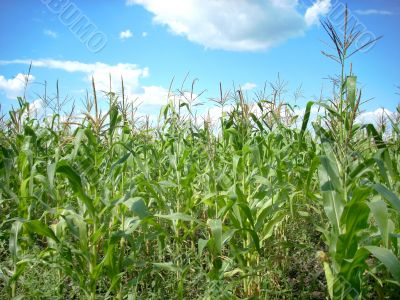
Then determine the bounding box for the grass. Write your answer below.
[1,8,400,299]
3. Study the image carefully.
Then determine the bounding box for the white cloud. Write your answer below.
[0,59,149,95]
[205,105,233,123]
[130,86,204,108]
[126,0,310,51]
[355,9,393,16]
[27,99,44,116]
[130,85,169,106]
[0,73,35,99]
[126,0,333,51]
[43,29,58,38]
[305,0,331,26]
[294,105,322,117]
[0,59,177,111]
[18,99,44,120]
[356,108,393,124]
[203,104,397,131]
[241,82,257,91]
[142,31,148,37]
[120,29,133,39]
[292,105,395,129]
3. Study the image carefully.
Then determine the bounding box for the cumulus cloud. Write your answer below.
[120,29,133,39]
[356,108,393,124]
[131,86,205,108]
[292,106,395,129]
[43,29,58,38]
[355,9,394,16]
[0,59,175,110]
[126,0,312,51]
[294,105,322,117]
[126,0,331,51]
[241,82,257,91]
[305,0,331,26]
[0,59,149,95]
[130,85,169,106]
[203,103,397,131]
[27,99,44,117]
[205,105,233,123]
[0,73,35,99]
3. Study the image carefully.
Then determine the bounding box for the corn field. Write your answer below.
[1,12,400,300]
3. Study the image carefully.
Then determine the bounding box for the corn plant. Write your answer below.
[0,10,399,299]
[299,6,400,299]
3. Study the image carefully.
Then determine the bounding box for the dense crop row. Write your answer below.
[1,12,400,299]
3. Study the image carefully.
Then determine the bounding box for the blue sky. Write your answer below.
[0,0,399,121]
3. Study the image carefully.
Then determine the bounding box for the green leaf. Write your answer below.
[63,213,88,251]
[124,197,149,219]
[364,246,400,281]
[316,101,343,119]
[364,124,386,149]
[47,162,56,189]
[71,128,85,159]
[250,113,265,132]
[306,156,320,197]
[337,201,369,261]
[300,101,314,140]
[368,200,389,248]
[346,76,357,110]
[260,211,286,241]
[232,154,242,178]
[24,220,59,243]
[349,158,375,180]
[109,103,119,134]
[208,219,222,255]
[237,203,255,229]
[320,155,341,192]
[155,213,200,223]
[373,183,400,213]
[153,262,180,272]
[245,228,261,254]
[198,238,209,257]
[319,156,345,234]
[110,152,130,174]
[10,221,23,260]
[323,260,334,299]
[56,161,83,194]
[56,161,95,217]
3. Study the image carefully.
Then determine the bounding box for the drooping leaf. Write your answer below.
[124,197,149,219]
[300,101,314,140]
[155,213,201,224]
[373,183,400,213]
[198,238,209,257]
[56,161,95,217]
[364,246,400,281]
[368,200,389,248]
[346,76,357,110]
[153,262,180,272]
[208,219,222,255]
[24,220,59,243]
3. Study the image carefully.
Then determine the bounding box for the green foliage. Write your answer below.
[1,79,399,299]
[0,9,399,299]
